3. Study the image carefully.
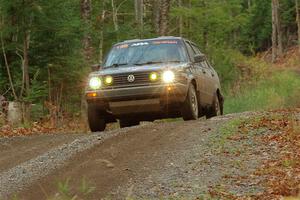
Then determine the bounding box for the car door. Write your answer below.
[200,59,216,104]
[206,60,220,90]
[184,41,211,105]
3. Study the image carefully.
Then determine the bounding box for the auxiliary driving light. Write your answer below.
[162,70,175,83]
[87,92,97,97]
[150,72,158,81]
[105,76,113,85]
[89,77,102,89]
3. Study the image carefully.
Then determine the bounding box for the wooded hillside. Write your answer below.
[0,0,300,126]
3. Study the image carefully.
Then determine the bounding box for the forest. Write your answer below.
[0,0,300,129]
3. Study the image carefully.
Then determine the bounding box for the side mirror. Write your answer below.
[91,64,101,71]
[194,54,205,63]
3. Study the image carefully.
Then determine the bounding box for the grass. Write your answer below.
[224,71,300,114]
[209,117,246,153]
[44,177,95,200]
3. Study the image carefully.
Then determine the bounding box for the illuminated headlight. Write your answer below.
[89,77,102,89]
[150,72,158,81]
[105,76,113,85]
[162,70,175,83]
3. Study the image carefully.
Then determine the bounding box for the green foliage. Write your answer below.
[23,69,47,103]
[239,0,272,53]
[48,178,96,200]
[79,177,95,196]
[207,47,243,88]
[57,178,71,197]
[0,0,299,120]
[224,71,300,114]
[0,0,85,117]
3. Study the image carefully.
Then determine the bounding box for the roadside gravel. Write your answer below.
[16,112,268,200]
[0,134,86,173]
[1,111,272,199]
[0,126,146,199]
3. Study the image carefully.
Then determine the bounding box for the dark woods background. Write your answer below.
[0,0,299,124]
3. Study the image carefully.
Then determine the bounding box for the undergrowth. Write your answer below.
[224,71,300,114]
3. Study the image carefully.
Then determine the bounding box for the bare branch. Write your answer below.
[0,32,18,100]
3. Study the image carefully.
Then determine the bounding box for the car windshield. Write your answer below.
[104,40,188,68]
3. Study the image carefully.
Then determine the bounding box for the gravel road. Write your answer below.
[0,112,285,199]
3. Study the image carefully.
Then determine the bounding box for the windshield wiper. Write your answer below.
[134,60,182,66]
[168,60,182,63]
[134,61,164,66]
[106,63,128,68]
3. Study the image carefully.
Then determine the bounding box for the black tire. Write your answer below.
[119,119,140,128]
[88,106,106,132]
[206,93,221,119]
[181,84,199,121]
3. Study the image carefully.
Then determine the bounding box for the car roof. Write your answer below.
[113,36,203,54]
[115,36,185,46]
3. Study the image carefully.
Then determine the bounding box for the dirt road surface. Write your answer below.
[0,111,298,199]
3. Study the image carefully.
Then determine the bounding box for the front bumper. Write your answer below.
[86,83,188,115]
[86,83,188,102]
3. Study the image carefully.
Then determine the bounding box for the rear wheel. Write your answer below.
[206,93,221,119]
[88,105,106,132]
[181,84,199,121]
[119,119,140,128]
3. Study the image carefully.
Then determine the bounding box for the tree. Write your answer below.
[81,0,93,64]
[296,0,300,52]
[178,0,183,36]
[152,0,160,35]
[151,0,171,36]
[134,0,144,37]
[98,0,107,63]
[159,0,171,35]
[272,0,283,62]
[0,0,299,127]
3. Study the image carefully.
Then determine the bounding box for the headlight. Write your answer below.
[162,70,175,83]
[89,77,102,89]
[150,72,158,81]
[105,76,113,85]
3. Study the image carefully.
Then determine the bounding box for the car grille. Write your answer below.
[103,72,160,89]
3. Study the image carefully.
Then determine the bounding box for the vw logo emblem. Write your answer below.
[127,75,135,83]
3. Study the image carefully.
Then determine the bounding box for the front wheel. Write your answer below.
[119,119,140,128]
[88,106,106,132]
[181,84,199,121]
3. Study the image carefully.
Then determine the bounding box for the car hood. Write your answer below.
[89,62,189,76]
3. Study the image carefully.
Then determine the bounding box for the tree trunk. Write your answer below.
[152,0,161,35]
[159,0,171,36]
[22,30,31,124]
[111,0,119,41]
[80,0,92,131]
[272,0,282,62]
[202,0,208,50]
[276,0,283,56]
[7,102,22,126]
[178,0,183,36]
[296,0,300,53]
[80,0,93,63]
[188,0,192,38]
[0,33,17,100]
[23,31,30,96]
[135,0,144,38]
[98,1,106,63]
[98,30,104,63]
